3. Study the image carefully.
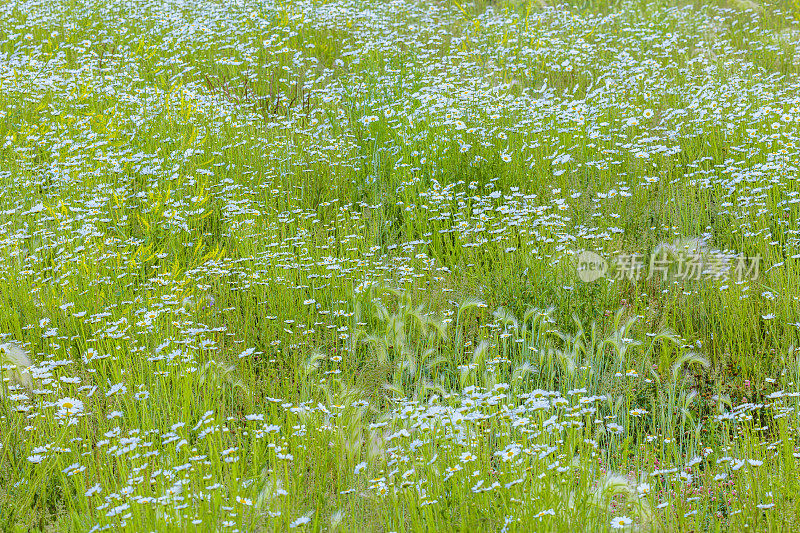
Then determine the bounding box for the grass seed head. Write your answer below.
[0,341,33,392]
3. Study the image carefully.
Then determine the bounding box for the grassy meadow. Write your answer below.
[1,0,800,530]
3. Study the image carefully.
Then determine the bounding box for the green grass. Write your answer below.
[0,0,800,530]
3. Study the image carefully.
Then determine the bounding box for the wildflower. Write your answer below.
[610,516,632,529]
[62,462,86,476]
[445,464,463,476]
[496,445,521,462]
[238,348,256,359]
[106,383,126,397]
[504,477,524,489]
[56,397,84,414]
[460,452,477,463]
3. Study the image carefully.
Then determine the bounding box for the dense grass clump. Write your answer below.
[1,0,800,530]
